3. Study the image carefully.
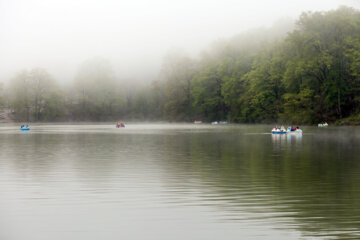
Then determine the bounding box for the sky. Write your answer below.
[0,0,358,85]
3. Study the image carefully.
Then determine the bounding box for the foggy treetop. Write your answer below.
[2,5,360,124]
[0,0,350,83]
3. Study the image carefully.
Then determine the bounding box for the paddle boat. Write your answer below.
[20,125,30,131]
[271,126,287,134]
[116,122,125,128]
[286,126,303,135]
[219,121,228,125]
[272,126,303,135]
[211,121,218,125]
[194,121,202,124]
[318,122,328,127]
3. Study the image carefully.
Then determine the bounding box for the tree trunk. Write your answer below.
[338,87,342,118]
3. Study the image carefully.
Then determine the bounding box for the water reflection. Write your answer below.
[0,124,359,240]
[271,133,302,145]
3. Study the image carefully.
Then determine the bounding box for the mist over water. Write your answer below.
[0,124,359,240]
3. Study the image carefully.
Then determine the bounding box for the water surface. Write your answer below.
[0,124,359,240]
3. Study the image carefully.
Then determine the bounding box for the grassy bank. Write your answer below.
[335,113,360,125]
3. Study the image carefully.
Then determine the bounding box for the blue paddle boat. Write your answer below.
[272,126,303,135]
[271,126,287,134]
[286,127,302,135]
[20,126,30,131]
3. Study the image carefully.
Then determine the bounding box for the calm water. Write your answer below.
[0,124,359,240]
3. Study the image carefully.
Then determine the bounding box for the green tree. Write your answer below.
[244,47,286,123]
[73,57,123,120]
[192,63,228,121]
[8,69,65,121]
[160,50,196,121]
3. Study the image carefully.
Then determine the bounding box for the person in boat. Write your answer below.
[291,126,295,131]
[21,125,24,128]
[116,122,125,128]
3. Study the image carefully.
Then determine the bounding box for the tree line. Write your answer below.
[1,6,360,124]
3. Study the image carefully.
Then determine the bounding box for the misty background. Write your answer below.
[0,0,355,84]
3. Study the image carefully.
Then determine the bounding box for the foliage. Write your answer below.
[4,7,360,124]
[156,6,360,124]
[7,69,65,121]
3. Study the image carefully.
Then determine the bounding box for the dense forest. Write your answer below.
[2,6,360,124]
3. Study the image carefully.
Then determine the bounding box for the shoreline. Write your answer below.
[1,121,360,126]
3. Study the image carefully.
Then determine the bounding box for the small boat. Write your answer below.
[211,121,218,125]
[194,121,202,124]
[271,126,286,134]
[116,122,125,128]
[286,127,302,134]
[219,121,228,125]
[20,126,30,131]
[318,122,328,127]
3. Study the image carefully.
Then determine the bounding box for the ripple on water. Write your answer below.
[0,124,359,240]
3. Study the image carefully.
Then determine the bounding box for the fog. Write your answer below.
[0,0,355,84]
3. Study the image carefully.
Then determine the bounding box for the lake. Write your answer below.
[0,124,359,240]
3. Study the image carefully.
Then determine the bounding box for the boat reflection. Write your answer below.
[272,133,302,146]
[287,133,302,144]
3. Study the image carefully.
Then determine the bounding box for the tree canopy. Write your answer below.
[3,7,360,124]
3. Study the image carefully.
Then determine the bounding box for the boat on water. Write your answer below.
[286,126,302,134]
[271,126,287,134]
[318,122,328,127]
[211,121,218,125]
[219,121,228,125]
[194,121,202,124]
[20,126,30,131]
[272,126,303,135]
[116,122,125,128]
